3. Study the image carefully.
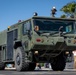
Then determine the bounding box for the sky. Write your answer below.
[0,0,75,31]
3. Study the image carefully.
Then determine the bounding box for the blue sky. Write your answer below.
[0,0,75,31]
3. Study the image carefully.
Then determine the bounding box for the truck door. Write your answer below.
[22,21,32,50]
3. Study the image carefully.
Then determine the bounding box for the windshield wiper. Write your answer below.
[50,31,59,35]
[35,31,51,36]
[63,31,73,35]
[36,31,59,36]
[36,31,49,34]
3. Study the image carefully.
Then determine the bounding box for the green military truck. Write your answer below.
[0,16,76,71]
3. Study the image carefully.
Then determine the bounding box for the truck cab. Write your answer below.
[0,16,76,71]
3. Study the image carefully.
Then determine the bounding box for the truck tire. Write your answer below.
[0,62,5,70]
[51,53,66,71]
[0,51,5,70]
[15,47,29,71]
[28,63,36,71]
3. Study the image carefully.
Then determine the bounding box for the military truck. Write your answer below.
[0,16,76,71]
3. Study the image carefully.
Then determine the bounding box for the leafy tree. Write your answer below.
[60,14,66,18]
[60,1,76,17]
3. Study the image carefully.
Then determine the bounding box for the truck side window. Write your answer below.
[13,29,18,40]
[23,21,31,35]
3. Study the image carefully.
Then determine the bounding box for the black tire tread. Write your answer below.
[28,63,36,71]
[0,51,5,70]
[51,53,66,71]
[15,47,29,71]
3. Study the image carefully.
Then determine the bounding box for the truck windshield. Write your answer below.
[34,19,74,33]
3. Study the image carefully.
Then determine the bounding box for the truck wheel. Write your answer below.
[28,63,36,71]
[0,51,5,70]
[51,53,66,71]
[15,47,29,71]
[0,62,5,70]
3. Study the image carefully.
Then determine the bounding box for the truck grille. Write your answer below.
[33,45,54,50]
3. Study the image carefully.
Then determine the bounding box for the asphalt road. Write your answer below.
[0,69,76,75]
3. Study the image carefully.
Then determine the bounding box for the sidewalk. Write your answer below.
[5,67,76,71]
[5,67,16,70]
[5,66,51,70]
[41,67,51,70]
[35,66,51,70]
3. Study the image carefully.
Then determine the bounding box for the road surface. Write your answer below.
[0,69,76,75]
